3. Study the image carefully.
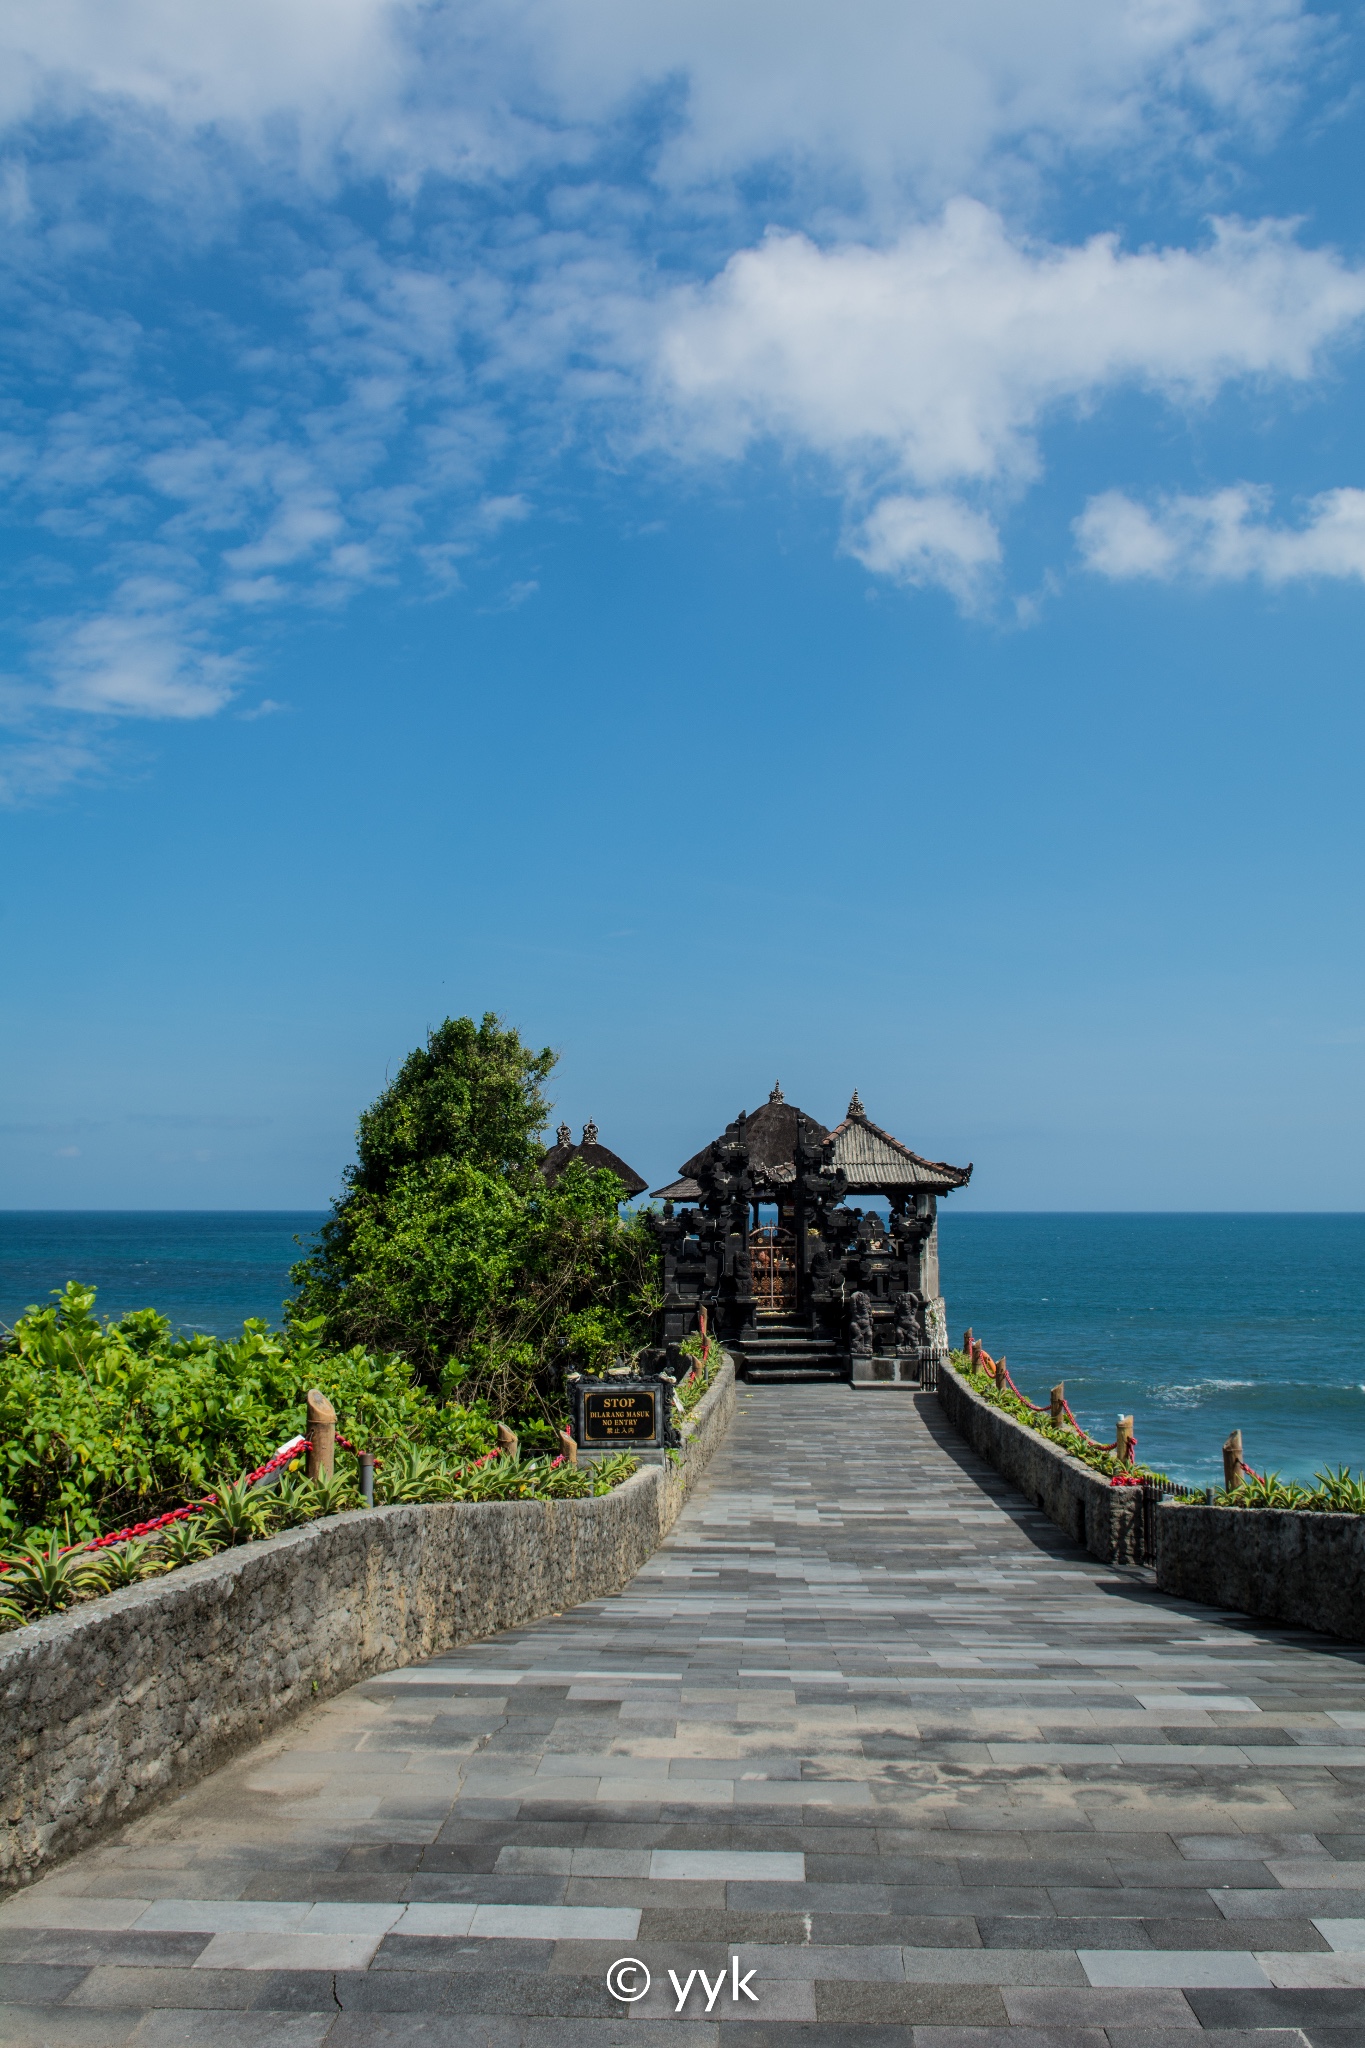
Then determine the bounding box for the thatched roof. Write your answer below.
[827,1091,972,1194]
[541,1120,648,1199]
[679,1082,829,1185]
[665,1084,970,1202]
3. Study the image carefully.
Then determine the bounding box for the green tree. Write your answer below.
[288,1014,659,1409]
[350,1014,555,1195]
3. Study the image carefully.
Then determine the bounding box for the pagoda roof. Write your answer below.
[827,1092,972,1194]
[678,1084,828,1186]
[665,1085,970,1201]
[541,1121,648,1199]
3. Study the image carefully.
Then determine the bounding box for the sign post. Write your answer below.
[568,1374,676,1466]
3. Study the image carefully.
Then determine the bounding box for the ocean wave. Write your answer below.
[1153,1380,1256,1397]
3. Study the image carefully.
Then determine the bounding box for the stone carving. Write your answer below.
[849,1291,874,1356]
[894,1290,922,1350]
[923,1295,950,1364]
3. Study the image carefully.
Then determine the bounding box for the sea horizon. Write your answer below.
[3,1209,1363,1490]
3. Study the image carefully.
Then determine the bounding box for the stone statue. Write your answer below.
[849,1291,874,1356]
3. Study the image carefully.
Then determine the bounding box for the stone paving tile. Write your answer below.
[14,1385,1365,2044]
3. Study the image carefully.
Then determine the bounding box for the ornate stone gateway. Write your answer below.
[650,1085,971,1387]
[749,1226,797,1313]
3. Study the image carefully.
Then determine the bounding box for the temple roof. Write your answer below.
[827,1091,972,1194]
[678,1082,829,1186]
[541,1120,649,1199]
[660,1084,970,1202]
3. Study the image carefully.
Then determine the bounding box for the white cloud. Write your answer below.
[1076,483,1365,583]
[0,0,1321,201]
[845,495,1002,604]
[652,207,1365,488]
[644,203,1365,597]
[0,0,1359,802]
[46,595,241,718]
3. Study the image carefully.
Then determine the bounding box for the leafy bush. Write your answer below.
[287,1014,660,1409]
[0,1283,497,1548]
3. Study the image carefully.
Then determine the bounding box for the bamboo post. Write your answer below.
[497,1422,520,1461]
[1050,1383,1065,1424]
[305,1390,336,1482]
[963,1327,973,1358]
[1116,1415,1135,1466]
[1222,1429,1244,1491]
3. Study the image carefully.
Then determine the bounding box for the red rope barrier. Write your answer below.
[970,1346,1134,1464]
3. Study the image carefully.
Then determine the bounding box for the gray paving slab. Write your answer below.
[13,1385,1365,2043]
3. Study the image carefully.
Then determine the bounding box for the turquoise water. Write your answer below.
[939,1213,1365,1489]
[0,1213,325,1339]
[2,1211,1363,1487]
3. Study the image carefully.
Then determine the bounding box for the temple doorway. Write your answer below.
[749,1225,797,1313]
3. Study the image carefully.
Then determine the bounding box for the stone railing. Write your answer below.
[937,1362,1365,1641]
[935,1362,1142,1564]
[1157,1499,1365,1642]
[0,1359,735,1890]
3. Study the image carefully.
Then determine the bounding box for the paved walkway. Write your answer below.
[4,1386,1365,2048]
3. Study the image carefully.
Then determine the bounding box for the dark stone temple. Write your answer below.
[650,1086,971,1384]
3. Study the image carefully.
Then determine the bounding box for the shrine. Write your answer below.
[541,1120,648,1199]
[650,1086,971,1384]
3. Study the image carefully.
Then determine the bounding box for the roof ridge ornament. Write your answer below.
[848,1088,865,1119]
[769,1080,784,1103]
[556,1122,572,1147]
[581,1120,598,1145]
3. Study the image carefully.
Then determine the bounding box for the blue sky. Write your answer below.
[3,0,1365,1211]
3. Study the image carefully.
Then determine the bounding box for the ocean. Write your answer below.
[0,1212,324,1344]
[2,1210,1362,1488]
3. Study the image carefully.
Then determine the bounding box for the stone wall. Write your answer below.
[0,1359,735,1890]
[936,1364,1141,1565]
[1156,1500,1365,1642]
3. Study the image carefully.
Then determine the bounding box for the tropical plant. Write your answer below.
[155,1518,216,1567]
[90,1537,166,1589]
[296,1470,362,1519]
[1221,1465,1365,1513]
[373,1445,455,1505]
[0,1282,496,1548]
[1307,1466,1365,1513]
[1,1534,108,1616]
[198,1478,276,1549]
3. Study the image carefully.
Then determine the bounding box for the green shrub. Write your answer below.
[0,1283,496,1548]
[286,1014,661,1409]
